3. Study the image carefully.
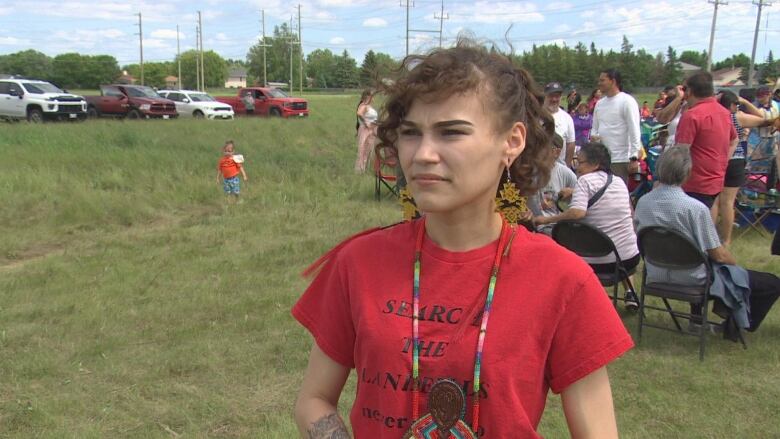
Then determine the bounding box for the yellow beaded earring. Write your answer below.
[399,187,420,221]
[495,166,527,224]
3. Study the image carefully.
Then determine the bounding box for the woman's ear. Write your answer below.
[504,121,527,166]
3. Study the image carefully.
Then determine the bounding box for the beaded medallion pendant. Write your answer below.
[402,380,477,439]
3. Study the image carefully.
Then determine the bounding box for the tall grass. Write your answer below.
[0,94,779,438]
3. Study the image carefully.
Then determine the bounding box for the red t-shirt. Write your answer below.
[218,155,241,178]
[676,97,737,195]
[292,221,633,438]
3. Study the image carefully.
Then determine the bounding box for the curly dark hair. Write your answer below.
[375,40,554,196]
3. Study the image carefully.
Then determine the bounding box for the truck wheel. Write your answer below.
[127,109,142,120]
[193,110,204,118]
[27,107,44,123]
[87,107,100,119]
[270,107,281,117]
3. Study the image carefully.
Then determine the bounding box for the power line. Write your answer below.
[135,13,144,85]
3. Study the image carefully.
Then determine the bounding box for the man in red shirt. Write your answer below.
[674,72,737,208]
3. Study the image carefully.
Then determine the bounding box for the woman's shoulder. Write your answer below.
[302,221,414,277]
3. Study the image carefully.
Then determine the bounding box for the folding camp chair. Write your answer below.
[736,170,780,239]
[551,220,636,307]
[637,226,746,361]
[373,145,399,201]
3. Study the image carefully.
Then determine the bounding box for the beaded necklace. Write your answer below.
[410,216,514,434]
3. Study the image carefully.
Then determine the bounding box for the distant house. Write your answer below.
[225,68,247,88]
[677,61,702,78]
[165,75,179,89]
[712,67,745,86]
[117,70,136,84]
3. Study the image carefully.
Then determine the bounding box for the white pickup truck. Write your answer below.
[158,89,235,120]
[0,78,88,122]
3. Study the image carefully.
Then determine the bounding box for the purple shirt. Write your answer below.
[573,113,593,146]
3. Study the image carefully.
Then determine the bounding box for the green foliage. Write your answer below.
[359,50,398,87]
[759,50,779,84]
[50,53,120,89]
[246,23,304,88]
[679,50,708,68]
[306,48,337,88]
[333,50,359,88]
[713,53,751,71]
[663,46,683,87]
[0,49,52,80]
[122,61,175,89]
[172,50,227,89]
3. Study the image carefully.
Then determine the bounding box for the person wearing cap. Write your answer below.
[590,68,642,183]
[544,81,577,168]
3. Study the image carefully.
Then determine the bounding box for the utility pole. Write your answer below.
[401,0,412,57]
[261,10,268,86]
[195,24,200,91]
[198,11,205,91]
[136,13,144,85]
[298,4,303,94]
[289,15,294,96]
[434,0,449,48]
[176,24,181,89]
[748,0,772,87]
[706,0,726,72]
[402,0,441,56]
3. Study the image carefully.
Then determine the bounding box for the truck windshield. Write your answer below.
[267,89,289,98]
[189,93,216,102]
[126,86,161,98]
[22,82,64,94]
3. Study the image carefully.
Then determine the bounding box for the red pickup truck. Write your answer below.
[216,87,309,118]
[85,85,178,119]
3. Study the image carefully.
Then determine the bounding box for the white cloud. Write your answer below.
[450,1,545,24]
[151,29,182,40]
[329,37,345,44]
[546,2,573,11]
[215,33,229,41]
[0,36,29,45]
[580,10,595,19]
[554,24,571,33]
[363,18,388,28]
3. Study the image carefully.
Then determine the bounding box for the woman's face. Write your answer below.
[397,91,525,217]
[575,151,599,177]
[578,105,588,116]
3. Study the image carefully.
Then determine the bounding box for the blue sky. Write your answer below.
[0,0,776,68]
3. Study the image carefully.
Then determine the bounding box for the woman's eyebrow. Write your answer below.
[399,119,474,128]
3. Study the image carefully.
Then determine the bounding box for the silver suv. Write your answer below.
[0,79,87,122]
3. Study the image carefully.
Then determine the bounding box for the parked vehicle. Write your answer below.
[158,90,234,119]
[85,85,178,119]
[0,78,87,122]
[215,87,308,118]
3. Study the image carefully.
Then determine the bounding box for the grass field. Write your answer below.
[1,93,779,438]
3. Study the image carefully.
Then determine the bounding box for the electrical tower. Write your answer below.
[401,0,446,57]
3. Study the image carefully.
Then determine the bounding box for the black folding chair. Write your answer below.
[373,145,399,201]
[637,226,746,361]
[551,220,635,307]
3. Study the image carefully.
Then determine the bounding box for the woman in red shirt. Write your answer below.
[293,41,632,439]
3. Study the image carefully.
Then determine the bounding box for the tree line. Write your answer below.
[2,34,777,91]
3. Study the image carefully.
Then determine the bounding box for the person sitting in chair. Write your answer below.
[528,133,577,235]
[634,146,780,335]
[535,141,640,309]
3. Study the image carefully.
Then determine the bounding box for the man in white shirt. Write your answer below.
[591,69,641,183]
[544,82,576,167]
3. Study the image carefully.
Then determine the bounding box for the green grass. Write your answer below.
[1,94,779,438]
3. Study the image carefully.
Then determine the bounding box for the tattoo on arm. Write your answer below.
[308,413,349,439]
